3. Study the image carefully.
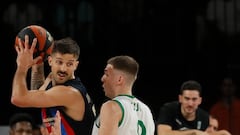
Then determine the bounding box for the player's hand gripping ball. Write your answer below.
[15,25,54,62]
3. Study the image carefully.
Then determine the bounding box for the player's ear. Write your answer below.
[48,56,53,66]
[198,97,202,104]
[73,61,79,71]
[178,95,182,103]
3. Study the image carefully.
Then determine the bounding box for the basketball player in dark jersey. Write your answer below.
[12,36,96,135]
[156,80,210,135]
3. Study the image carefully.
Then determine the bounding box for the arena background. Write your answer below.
[1,0,240,126]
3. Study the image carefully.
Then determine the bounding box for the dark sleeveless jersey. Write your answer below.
[41,77,96,135]
[156,101,209,131]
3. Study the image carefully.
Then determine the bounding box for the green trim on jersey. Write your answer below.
[113,100,124,127]
[118,94,135,98]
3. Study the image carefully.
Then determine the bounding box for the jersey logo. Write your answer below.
[175,118,182,125]
[197,121,202,129]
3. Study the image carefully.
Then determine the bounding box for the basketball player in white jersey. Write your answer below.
[91,55,155,135]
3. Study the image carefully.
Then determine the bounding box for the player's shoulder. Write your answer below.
[197,107,209,116]
[49,85,83,99]
[101,100,122,114]
[163,101,179,108]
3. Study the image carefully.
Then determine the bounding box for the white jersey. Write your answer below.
[92,95,155,135]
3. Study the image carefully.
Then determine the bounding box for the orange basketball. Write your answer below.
[15,25,54,62]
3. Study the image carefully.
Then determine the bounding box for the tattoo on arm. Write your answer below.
[31,64,45,90]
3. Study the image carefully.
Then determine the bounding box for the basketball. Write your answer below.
[15,25,54,62]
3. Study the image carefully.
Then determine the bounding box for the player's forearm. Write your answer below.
[208,130,231,135]
[158,129,207,135]
[177,129,208,135]
[11,67,29,105]
[31,63,45,89]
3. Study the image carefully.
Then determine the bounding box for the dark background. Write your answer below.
[1,0,240,125]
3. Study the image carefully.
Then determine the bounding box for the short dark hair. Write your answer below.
[52,37,80,59]
[107,55,139,78]
[180,80,202,95]
[9,113,34,129]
